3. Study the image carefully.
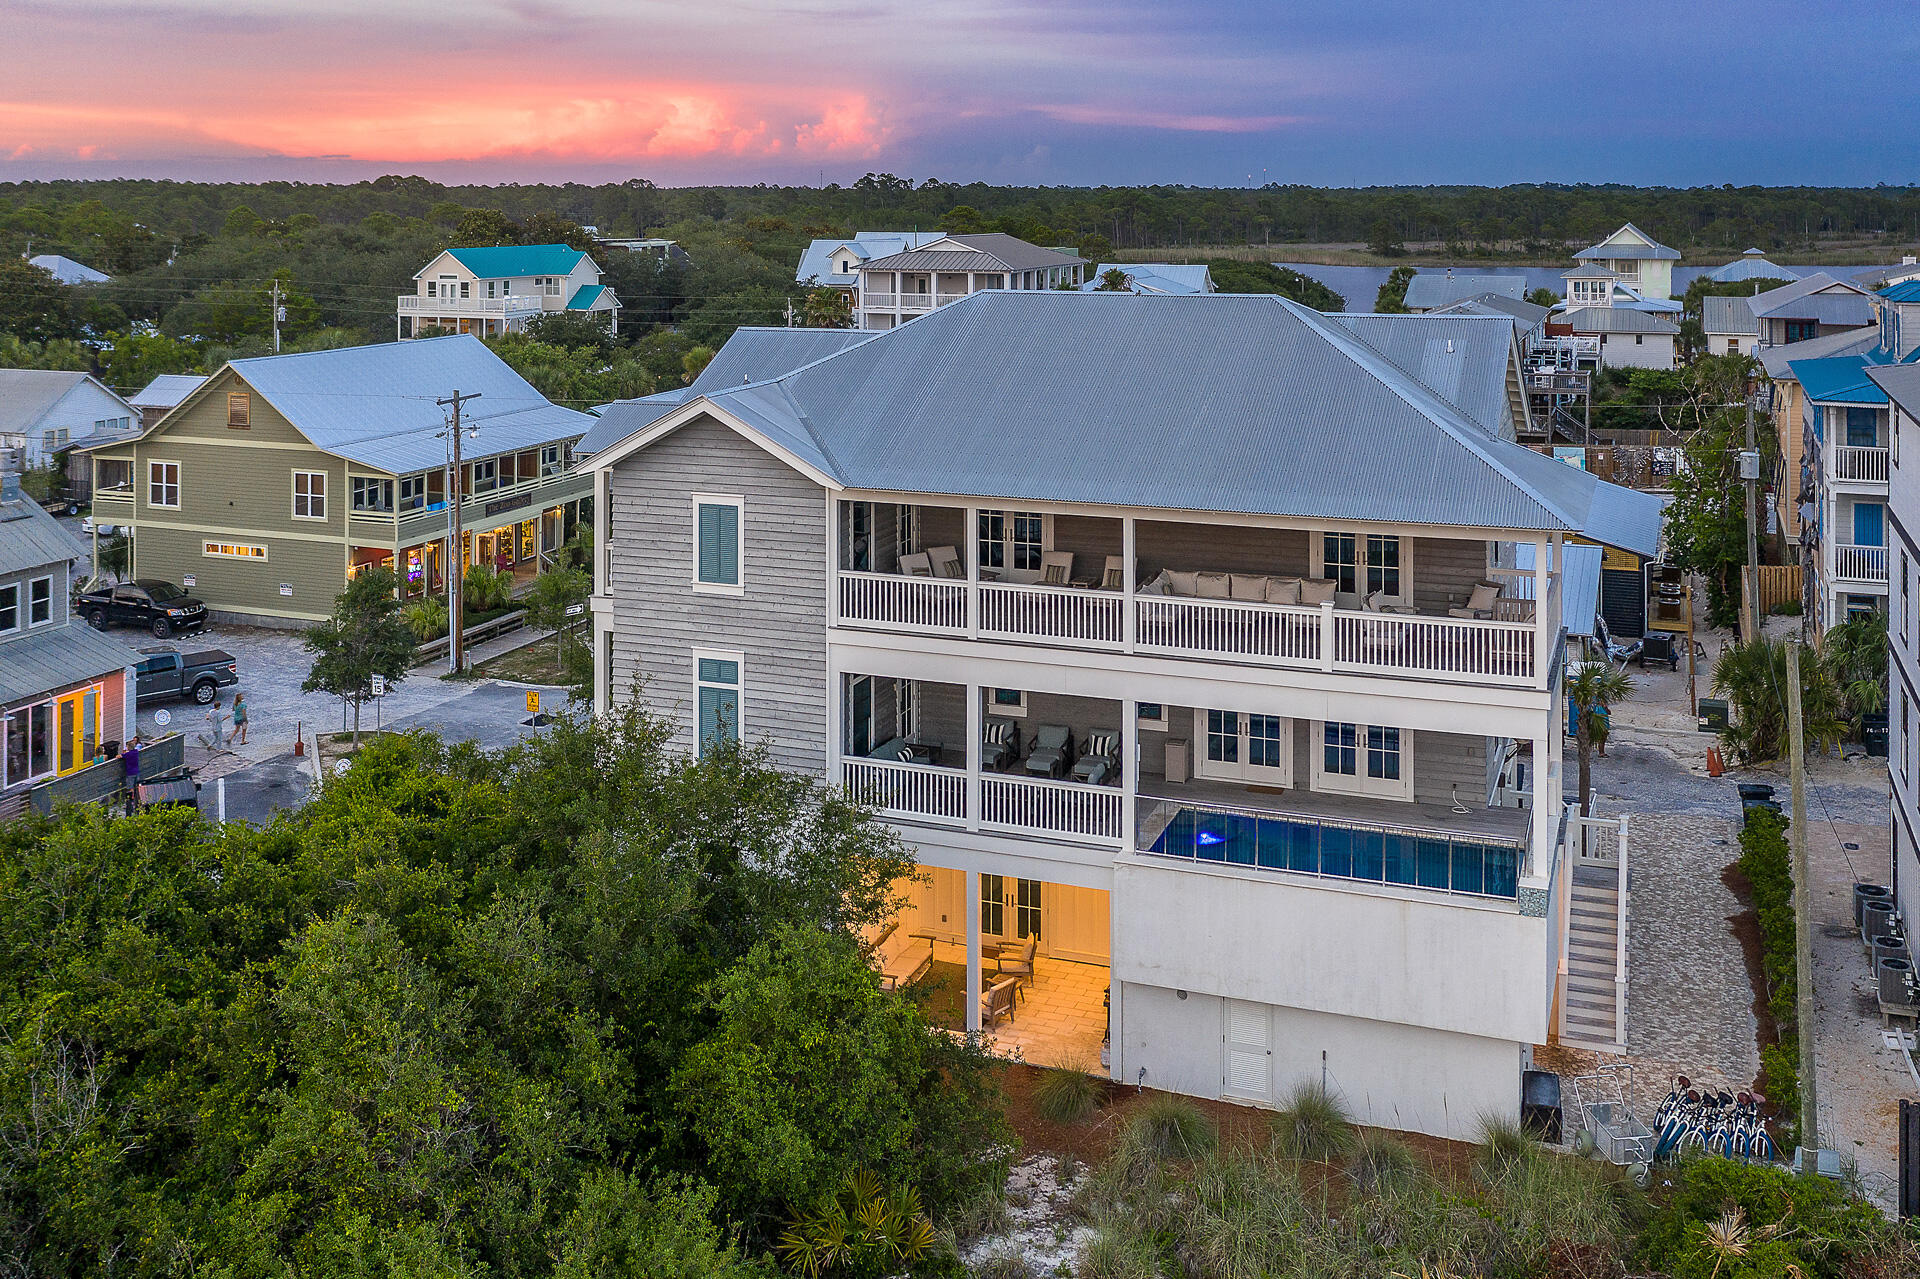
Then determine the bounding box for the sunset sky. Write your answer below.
[3,0,1911,187]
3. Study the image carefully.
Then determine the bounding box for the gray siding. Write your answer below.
[606,415,829,775]
[1409,537,1492,614]
[1137,521,1310,579]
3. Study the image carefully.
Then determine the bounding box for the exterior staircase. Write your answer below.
[1559,812,1629,1054]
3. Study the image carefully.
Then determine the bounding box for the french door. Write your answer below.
[980,874,1041,943]
[1194,709,1292,785]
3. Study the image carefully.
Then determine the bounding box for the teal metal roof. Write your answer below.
[1882,279,1920,303]
[1789,354,1888,405]
[566,284,606,309]
[440,244,585,278]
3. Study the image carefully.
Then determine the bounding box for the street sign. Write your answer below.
[182,574,195,588]
[153,708,171,727]
[526,690,540,715]
[370,674,387,697]
[565,602,586,617]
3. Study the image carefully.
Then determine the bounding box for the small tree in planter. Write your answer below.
[303,567,415,745]
[1567,661,1632,815]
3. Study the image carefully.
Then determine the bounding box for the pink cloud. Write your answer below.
[1035,103,1313,133]
[795,96,887,157]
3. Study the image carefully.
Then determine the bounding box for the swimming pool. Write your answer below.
[1148,805,1521,900]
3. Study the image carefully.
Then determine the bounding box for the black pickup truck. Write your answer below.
[135,646,239,706]
[76,579,209,638]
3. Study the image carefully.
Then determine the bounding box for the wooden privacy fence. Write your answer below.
[1743,564,1802,617]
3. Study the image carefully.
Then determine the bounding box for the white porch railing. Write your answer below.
[1834,543,1889,583]
[398,293,543,315]
[980,774,1125,845]
[838,571,967,633]
[1331,611,1536,684]
[979,581,1125,647]
[900,293,933,310]
[843,758,967,825]
[1832,445,1889,484]
[1134,595,1321,665]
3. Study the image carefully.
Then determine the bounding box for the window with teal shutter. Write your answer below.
[696,656,740,755]
[696,500,740,586]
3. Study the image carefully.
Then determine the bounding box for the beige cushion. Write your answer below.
[1229,573,1268,602]
[1299,578,1338,606]
[1196,572,1231,599]
[1467,582,1501,612]
[1139,569,1172,596]
[1265,576,1301,605]
[1363,589,1386,613]
[1168,569,1200,596]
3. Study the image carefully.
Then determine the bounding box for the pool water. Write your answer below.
[1150,807,1519,899]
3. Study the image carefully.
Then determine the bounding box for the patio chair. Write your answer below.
[995,936,1037,995]
[1448,581,1502,620]
[1071,729,1120,785]
[926,545,965,579]
[982,716,1021,771]
[1099,555,1126,590]
[980,977,1019,1028]
[1024,723,1075,777]
[899,551,933,577]
[1038,550,1074,587]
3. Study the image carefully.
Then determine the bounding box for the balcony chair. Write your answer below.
[926,545,965,579]
[1024,723,1075,777]
[983,716,1021,771]
[1038,550,1074,586]
[1100,555,1126,591]
[980,977,1019,1028]
[1448,581,1502,620]
[867,736,916,763]
[995,936,1037,994]
[899,551,933,577]
[1071,729,1121,785]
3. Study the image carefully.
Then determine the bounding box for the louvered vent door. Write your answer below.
[1223,999,1272,1102]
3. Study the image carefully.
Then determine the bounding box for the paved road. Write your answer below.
[214,753,312,826]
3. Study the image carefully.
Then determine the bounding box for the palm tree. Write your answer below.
[1568,661,1633,815]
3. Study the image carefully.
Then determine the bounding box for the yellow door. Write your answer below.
[55,687,100,775]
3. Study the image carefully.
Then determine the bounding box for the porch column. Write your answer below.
[1122,516,1137,653]
[1531,730,1558,876]
[964,682,982,831]
[1532,535,1551,689]
[1121,698,1139,852]
[965,870,983,1031]
[827,661,845,788]
[826,495,841,627]
[965,507,980,639]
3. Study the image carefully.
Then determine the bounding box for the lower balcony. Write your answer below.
[1832,543,1889,584]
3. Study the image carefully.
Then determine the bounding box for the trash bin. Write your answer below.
[1862,713,1889,758]
[1698,698,1729,733]
[1521,1069,1562,1144]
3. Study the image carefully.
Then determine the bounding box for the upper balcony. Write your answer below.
[398,292,553,317]
[1830,445,1889,486]
[831,501,1556,690]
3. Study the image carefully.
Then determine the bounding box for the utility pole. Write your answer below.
[1744,391,1760,640]
[270,279,283,353]
[437,390,481,674]
[1785,639,1819,1164]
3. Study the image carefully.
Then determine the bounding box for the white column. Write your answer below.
[826,494,841,627]
[964,682,982,831]
[826,659,845,787]
[965,870,983,1031]
[1122,516,1137,654]
[965,506,980,640]
[1532,731,1558,875]
[1532,535,1551,688]
[1121,698,1139,852]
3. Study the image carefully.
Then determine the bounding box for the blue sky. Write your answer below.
[0,0,1912,186]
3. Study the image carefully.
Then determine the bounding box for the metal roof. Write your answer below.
[1079,264,1214,295]
[796,231,946,286]
[1429,294,1550,336]
[576,327,877,456]
[1401,273,1527,310]
[1562,263,1618,280]
[436,244,586,279]
[1703,255,1798,284]
[859,233,1085,274]
[1574,223,1681,261]
[1790,355,1889,405]
[0,370,122,437]
[0,494,85,578]
[1881,279,1920,304]
[1868,364,1920,415]
[130,374,207,409]
[1702,296,1758,335]
[28,254,109,285]
[1748,272,1871,318]
[566,284,606,310]
[0,621,136,707]
[1851,261,1920,290]
[1514,541,1604,638]
[1325,313,1520,437]
[1758,325,1882,380]
[598,292,1662,555]
[157,336,596,474]
[1560,307,1680,335]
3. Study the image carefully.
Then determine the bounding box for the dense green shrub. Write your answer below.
[1031,1054,1105,1124]
[1271,1079,1355,1162]
[1636,1157,1894,1279]
[1736,808,1800,1146]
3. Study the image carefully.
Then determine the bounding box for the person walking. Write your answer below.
[205,697,228,750]
[227,692,249,747]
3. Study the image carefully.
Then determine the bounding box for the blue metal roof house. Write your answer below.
[400,243,621,341]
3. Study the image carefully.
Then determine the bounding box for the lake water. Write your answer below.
[1273,261,1884,312]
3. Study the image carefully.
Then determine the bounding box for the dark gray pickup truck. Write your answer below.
[135,646,239,706]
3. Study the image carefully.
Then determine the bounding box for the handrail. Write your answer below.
[1140,791,1526,848]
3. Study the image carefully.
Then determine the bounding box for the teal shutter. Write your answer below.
[698,684,739,755]
[697,503,739,585]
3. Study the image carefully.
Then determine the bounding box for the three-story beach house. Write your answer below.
[583,292,1661,1138]
[397,244,621,339]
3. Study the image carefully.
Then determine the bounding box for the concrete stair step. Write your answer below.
[1568,965,1617,984]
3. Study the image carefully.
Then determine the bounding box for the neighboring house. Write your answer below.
[796,231,947,313]
[0,370,139,470]
[1870,362,1920,938]
[1429,293,1550,342]
[1702,296,1759,356]
[596,237,687,266]
[81,336,596,624]
[1558,305,1679,370]
[27,253,110,285]
[1852,256,1920,292]
[1079,264,1216,295]
[1571,222,1681,300]
[1557,263,1678,318]
[577,326,879,457]
[0,471,140,821]
[583,290,1663,1138]
[1761,325,1884,542]
[129,374,208,429]
[1749,273,1876,347]
[852,233,1085,329]
[397,244,621,340]
[1400,272,1526,313]
[1703,249,1798,285]
[1325,311,1537,438]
